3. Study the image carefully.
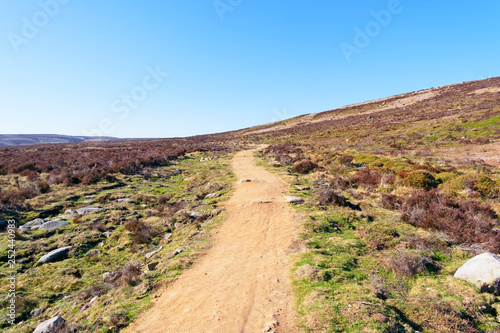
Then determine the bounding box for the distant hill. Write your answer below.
[0,134,121,147]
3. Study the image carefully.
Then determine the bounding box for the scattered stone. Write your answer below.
[89,296,98,304]
[117,198,131,203]
[454,252,500,293]
[269,161,281,166]
[238,178,266,184]
[38,246,72,264]
[38,220,70,231]
[174,223,183,228]
[145,246,163,259]
[76,206,104,215]
[141,204,147,208]
[86,249,101,257]
[33,315,65,333]
[64,209,76,214]
[102,231,113,238]
[80,304,89,312]
[285,196,304,204]
[184,176,196,182]
[147,262,159,271]
[262,321,279,333]
[30,308,45,317]
[174,249,184,255]
[294,185,310,191]
[19,218,45,232]
[82,200,94,204]
[173,169,182,175]
[189,211,204,218]
[205,193,219,198]
[163,233,173,241]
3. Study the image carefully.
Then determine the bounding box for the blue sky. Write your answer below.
[1,0,499,138]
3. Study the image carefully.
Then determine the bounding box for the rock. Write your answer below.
[38,220,69,231]
[86,249,101,257]
[285,196,304,204]
[238,178,266,184]
[64,209,76,214]
[174,223,183,228]
[30,308,45,317]
[89,296,98,304]
[174,249,184,255]
[294,185,310,191]
[145,246,163,259]
[33,315,65,333]
[163,233,173,241]
[38,246,72,264]
[141,204,147,208]
[184,176,196,182]
[189,212,204,218]
[117,198,131,203]
[454,252,500,293]
[147,262,159,271]
[58,214,76,219]
[173,169,182,175]
[262,321,279,333]
[102,231,113,238]
[19,218,45,232]
[205,193,219,198]
[76,206,104,215]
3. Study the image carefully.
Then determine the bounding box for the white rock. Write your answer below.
[285,196,304,204]
[38,247,72,264]
[33,315,65,333]
[454,252,500,292]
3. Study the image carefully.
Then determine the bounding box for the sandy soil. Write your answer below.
[124,150,302,333]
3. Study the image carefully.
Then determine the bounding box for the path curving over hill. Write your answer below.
[125,149,301,333]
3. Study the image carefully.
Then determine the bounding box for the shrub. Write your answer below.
[125,219,159,244]
[383,250,437,277]
[316,187,347,207]
[292,159,318,174]
[401,189,500,251]
[338,155,354,165]
[380,193,403,210]
[349,169,381,189]
[121,262,142,286]
[403,171,439,190]
[474,175,499,198]
[157,195,170,205]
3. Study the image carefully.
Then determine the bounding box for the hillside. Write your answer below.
[0,134,121,147]
[1,77,499,332]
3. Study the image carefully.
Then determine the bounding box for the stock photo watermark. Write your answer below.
[82,65,168,137]
[5,220,17,325]
[7,0,71,53]
[213,0,245,21]
[270,106,296,123]
[340,0,406,64]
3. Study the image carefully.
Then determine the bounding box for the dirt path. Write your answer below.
[125,150,301,333]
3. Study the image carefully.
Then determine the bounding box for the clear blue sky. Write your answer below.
[1,0,499,138]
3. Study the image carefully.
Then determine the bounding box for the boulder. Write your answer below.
[38,220,69,231]
[33,315,65,333]
[117,198,131,203]
[38,246,72,264]
[285,196,304,204]
[19,218,45,232]
[76,206,104,215]
[64,209,76,214]
[30,308,45,318]
[295,185,311,191]
[189,211,204,219]
[454,252,500,293]
[147,262,159,271]
[86,249,101,257]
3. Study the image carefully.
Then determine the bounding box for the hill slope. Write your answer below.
[0,134,120,147]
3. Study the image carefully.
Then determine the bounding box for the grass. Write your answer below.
[0,151,235,332]
[258,146,500,332]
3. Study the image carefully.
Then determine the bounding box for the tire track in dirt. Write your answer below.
[124,149,302,333]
